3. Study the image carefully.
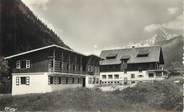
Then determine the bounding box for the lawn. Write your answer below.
[0,81,182,112]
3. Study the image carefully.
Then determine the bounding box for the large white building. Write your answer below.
[99,46,168,86]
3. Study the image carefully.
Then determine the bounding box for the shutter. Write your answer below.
[48,76,51,85]
[26,60,30,68]
[16,60,21,69]
[16,77,19,85]
[26,76,30,85]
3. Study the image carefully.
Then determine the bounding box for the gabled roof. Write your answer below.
[100,46,164,65]
[4,44,87,59]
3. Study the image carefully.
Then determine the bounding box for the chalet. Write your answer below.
[99,46,168,85]
[5,44,101,95]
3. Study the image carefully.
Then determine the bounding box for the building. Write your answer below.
[99,46,168,86]
[5,44,101,95]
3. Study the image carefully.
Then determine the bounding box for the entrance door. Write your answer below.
[82,78,86,87]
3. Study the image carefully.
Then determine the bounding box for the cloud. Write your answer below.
[22,0,49,11]
[144,24,161,32]
[93,44,98,49]
[167,7,179,15]
[22,0,49,5]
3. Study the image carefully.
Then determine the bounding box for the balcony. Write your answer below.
[48,59,84,74]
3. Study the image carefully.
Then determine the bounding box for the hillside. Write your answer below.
[0,0,70,56]
[0,81,182,112]
[155,35,183,68]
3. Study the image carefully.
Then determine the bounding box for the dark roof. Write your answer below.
[5,44,100,59]
[100,46,164,65]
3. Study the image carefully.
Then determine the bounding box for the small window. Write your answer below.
[20,77,26,85]
[149,73,154,78]
[106,54,117,59]
[48,76,54,84]
[114,74,119,79]
[131,81,135,84]
[131,74,135,78]
[138,75,143,78]
[102,75,106,79]
[137,49,149,57]
[16,77,30,85]
[156,73,162,77]
[21,60,26,68]
[108,75,113,79]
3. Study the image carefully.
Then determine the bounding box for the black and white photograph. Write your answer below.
[0,0,184,112]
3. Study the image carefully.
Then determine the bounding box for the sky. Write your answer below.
[22,0,183,55]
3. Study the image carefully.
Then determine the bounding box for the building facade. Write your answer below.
[99,46,168,86]
[5,44,100,95]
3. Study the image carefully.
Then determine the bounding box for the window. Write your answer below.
[48,76,54,84]
[16,77,30,85]
[149,73,154,78]
[106,53,117,59]
[131,74,135,78]
[156,73,162,77]
[114,74,119,79]
[138,75,143,78]
[102,75,106,79]
[131,81,135,84]
[16,60,30,69]
[108,75,113,79]
[21,77,26,85]
[137,49,149,57]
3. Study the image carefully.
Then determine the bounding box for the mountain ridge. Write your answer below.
[0,0,70,56]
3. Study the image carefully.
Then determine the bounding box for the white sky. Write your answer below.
[22,0,183,55]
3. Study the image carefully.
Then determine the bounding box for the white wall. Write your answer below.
[12,73,85,95]
[85,75,99,88]
[12,73,48,95]
[100,70,165,84]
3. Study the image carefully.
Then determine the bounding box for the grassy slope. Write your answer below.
[0,81,182,112]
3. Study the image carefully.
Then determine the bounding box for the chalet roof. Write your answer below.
[4,44,90,59]
[100,46,164,65]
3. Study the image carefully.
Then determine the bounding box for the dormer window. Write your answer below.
[137,49,149,57]
[106,53,117,59]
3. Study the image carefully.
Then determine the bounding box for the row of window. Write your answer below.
[48,76,83,85]
[102,73,162,80]
[16,76,30,85]
[102,74,119,79]
[16,60,30,69]
[101,81,136,85]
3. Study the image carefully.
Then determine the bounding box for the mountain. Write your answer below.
[125,29,183,68]
[155,35,183,68]
[0,0,70,56]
